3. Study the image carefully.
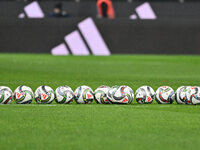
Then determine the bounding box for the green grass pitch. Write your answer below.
[0,54,200,150]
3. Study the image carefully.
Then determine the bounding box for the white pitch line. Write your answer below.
[0,104,198,108]
[0,104,134,107]
[0,104,57,107]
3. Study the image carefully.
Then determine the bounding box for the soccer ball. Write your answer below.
[94,85,110,104]
[155,86,175,104]
[185,86,193,104]
[14,85,33,104]
[107,85,118,103]
[135,86,155,104]
[0,86,13,104]
[175,86,191,104]
[55,86,74,104]
[74,85,94,104]
[107,85,134,104]
[185,86,200,105]
[35,85,55,104]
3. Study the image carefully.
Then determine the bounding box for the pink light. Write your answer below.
[18,13,25,18]
[129,14,137,20]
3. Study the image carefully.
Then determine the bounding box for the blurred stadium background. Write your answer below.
[0,0,200,54]
[1,0,200,150]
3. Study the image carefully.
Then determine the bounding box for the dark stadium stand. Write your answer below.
[1,0,199,2]
[1,0,200,1]
[0,1,200,18]
[0,0,200,54]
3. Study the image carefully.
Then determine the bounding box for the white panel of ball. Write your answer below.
[74,85,94,104]
[0,86,13,104]
[135,86,155,104]
[108,85,134,104]
[14,85,33,104]
[35,85,55,104]
[94,85,110,104]
[155,86,175,104]
[55,86,74,104]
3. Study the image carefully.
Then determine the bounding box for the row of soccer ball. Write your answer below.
[0,85,199,105]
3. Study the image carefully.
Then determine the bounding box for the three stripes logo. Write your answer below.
[18,1,111,56]
[129,2,157,20]
[51,17,111,56]
[18,1,156,55]
[18,1,44,18]
[18,1,156,20]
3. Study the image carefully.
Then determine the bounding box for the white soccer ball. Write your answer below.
[94,85,110,104]
[175,86,191,104]
[0,86,13,104]
[35,85,55,104]
[55,86,74,104]
[74,85,94,104]
[107,85,134,104]
[135,86,155,104]
[14,85,33,104]
[185,86,200,105]
[155,86,175,104]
